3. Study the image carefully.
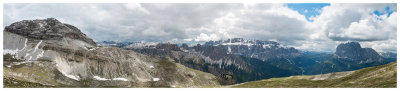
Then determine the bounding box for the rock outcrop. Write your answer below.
[3,18,219,88]
[4,18,96,46]
[335,42,383,63]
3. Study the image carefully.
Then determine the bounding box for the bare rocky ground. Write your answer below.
[3,18,219,88]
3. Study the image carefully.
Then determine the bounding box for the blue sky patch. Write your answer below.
[286,3,330,22]
[373,6,394,17]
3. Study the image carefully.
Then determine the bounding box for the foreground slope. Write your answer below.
[231,62,397,88]
[3,18,219,88]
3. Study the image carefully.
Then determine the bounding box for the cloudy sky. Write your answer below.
[3,3,397,52]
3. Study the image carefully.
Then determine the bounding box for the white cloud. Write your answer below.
[184,38,193,41]
[291,40,341,52]
[3,3,396,52]
[360,39,397,52]
[311,4,396,41]
[187,4,312,42]
[194,33,220,41]
[302,3,397,52]
[124,3,150,14]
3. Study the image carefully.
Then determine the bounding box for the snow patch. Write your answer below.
[65,74,80,81]
[277,44,290,49]
[82,46,88,50]
[33,40,42,53]
[152,78,160,81]
[149,66,154,68]
[263,44,271,49]
[61,71,80,81]
[227,46,232,54]
[24,53,30,58]
[36,50,45,59]
[38,22,45,28]
[14,61,30,66]
[222,42,254,46]
[181,48,189,52]
[20,38,28,50]
[93,76,129,81]
[113,78,129,81]
[93,76,110,80]
[89,47,98,51]
[3,49,19,55]
[28,56,32,61]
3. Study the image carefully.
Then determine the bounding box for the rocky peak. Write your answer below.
[335,42,363,58]
[205,38,280,46]
[156,43,181,51]
[336,42,361,51]
[4,18,96,46]
[181,43,189,49]
[335,42,382,62]
[199,38,300,61]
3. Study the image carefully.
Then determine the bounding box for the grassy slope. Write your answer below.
[175,62,221,88]
[231,62,397,88]
[3,57,220,88]
[3,77,55,88]
[3,62,72,88]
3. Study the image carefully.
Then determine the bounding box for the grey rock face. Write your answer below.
[335,42,383,63]
[3,18,219,87]
[335,42,362,58]
[4,18,96,46]
[203,38,301,61]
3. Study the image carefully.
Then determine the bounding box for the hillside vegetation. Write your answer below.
[231,62,397,88]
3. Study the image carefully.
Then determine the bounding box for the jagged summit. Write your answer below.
[201,38,300,60]
[204,38,280,47]
[335,42,383,63]
[4,18,96,46]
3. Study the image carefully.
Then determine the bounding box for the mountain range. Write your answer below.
[120,37,396,85]
[3,18,397,87]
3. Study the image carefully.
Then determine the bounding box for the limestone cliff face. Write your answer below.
[335,42,383,63]
[3,18,219,87]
